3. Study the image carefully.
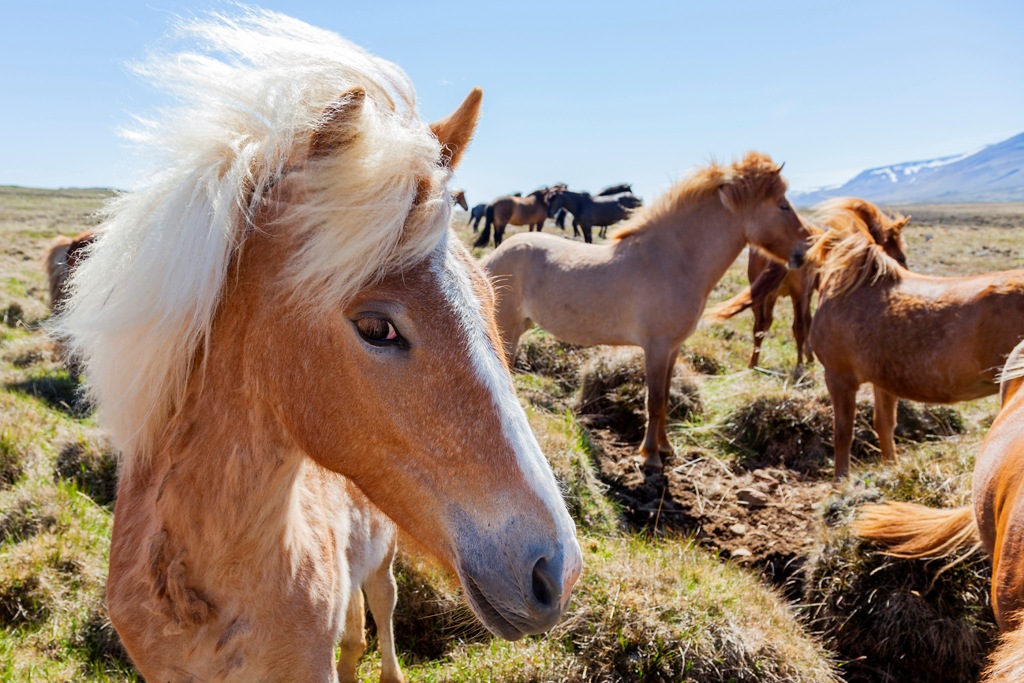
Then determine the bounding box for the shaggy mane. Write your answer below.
[807,228,903,300]
[57,8,451,478]
[812,197,908,247]
[612,152,786,241]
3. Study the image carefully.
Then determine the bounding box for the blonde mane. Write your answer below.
[807,228,903,300]
[1000,342,1024,385]
[57,8,451,477]
[612,152,786,241]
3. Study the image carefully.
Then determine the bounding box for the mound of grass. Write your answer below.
[805,452,996,683]
[515,330,589,391]
[396,535,839,683]
[577,348,702,442]
[724,392,837,475]
[54,437,118,507]
[724,391,967,476]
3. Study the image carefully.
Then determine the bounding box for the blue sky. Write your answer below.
[2,1,1022,203]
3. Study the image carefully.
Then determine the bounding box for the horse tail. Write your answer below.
[474,204,494,248]
[853,502,980,559]
[984,618,1024,682]
[45,235,74,310]
[705,260,789,322]
[705,287,755,321]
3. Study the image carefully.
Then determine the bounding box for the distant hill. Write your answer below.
[794,131,1024,206]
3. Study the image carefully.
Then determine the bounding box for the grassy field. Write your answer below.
[0,186,1021,681]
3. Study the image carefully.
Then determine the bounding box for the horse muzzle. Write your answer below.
[788,242,809,269]
[456,535,581,640]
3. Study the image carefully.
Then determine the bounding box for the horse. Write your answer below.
[552,185,642,239]
[544,189,634,243]
[451,188,468,211]
[56,11,581,681]
[854,341,1024,681]
[474,188,550,248]
[468,203,487,231]
[44,228,97,378]
[803,226,1024,479]
[45,229,97,313]
[709,198,910,369]
[483,153,809,469]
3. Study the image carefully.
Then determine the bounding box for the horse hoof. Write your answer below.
[642,453,664,471]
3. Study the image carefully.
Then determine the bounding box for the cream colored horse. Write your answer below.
[58,11,580,682]
[484,153,810,469]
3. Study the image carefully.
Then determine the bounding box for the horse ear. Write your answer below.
[308,88,366,159]
[895,215,911,232]
[775,162,786,175]
[430,87,483,171]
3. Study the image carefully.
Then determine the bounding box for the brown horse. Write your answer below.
[710,198,910,369]
[44,228,97,378]
[45,229,97,313]
[451,188,468,211]
[854,342,1024,681]
[57,11,580,681]
[805,226,1024,479]
[483,153,810,469]
[473,188,550,247]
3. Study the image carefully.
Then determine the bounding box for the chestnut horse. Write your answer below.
[709,198,910,369]
[805,227,1024,479]
[474,189,550,247]
[484,153,810,469]
[854,342,1024,681]
[451,188,468,211]
[57,11,580,682]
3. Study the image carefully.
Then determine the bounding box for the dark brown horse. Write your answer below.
[474,189,549,247]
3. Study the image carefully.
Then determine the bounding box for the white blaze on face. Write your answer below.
[432,233,583,597]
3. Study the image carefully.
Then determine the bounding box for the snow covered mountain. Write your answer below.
[794,131,1024,206]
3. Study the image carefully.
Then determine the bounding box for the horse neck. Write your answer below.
[618,195,747,293]
[562,191,586,212]
[124,305,316,572]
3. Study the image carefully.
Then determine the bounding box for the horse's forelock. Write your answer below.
[58,8,449,478]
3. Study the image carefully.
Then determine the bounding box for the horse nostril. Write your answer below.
[531,557,559,611]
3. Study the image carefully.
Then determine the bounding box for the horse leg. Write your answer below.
[825,370,859,479]
[657,345,682,456]
[793,283,813,366]
[582,224,593,244]
[337,588,366,683]
[365,550,403,683]
[873,385,899,463]
[641,341,675,470]
[535,222,543,233]
[495,223,505,246]
[749,291,776,368]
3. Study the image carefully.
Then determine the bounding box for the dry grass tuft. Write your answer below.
[54,436,119,507]
[400,535,839,682]
[577,348,702,441]
[804,452,996,683]
[515,330,591,391]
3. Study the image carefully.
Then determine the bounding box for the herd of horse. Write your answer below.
[37,8,1024,682]
[467,182,643,247]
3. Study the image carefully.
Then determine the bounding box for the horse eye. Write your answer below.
[779,201,791,212]
[355,317,402,346]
